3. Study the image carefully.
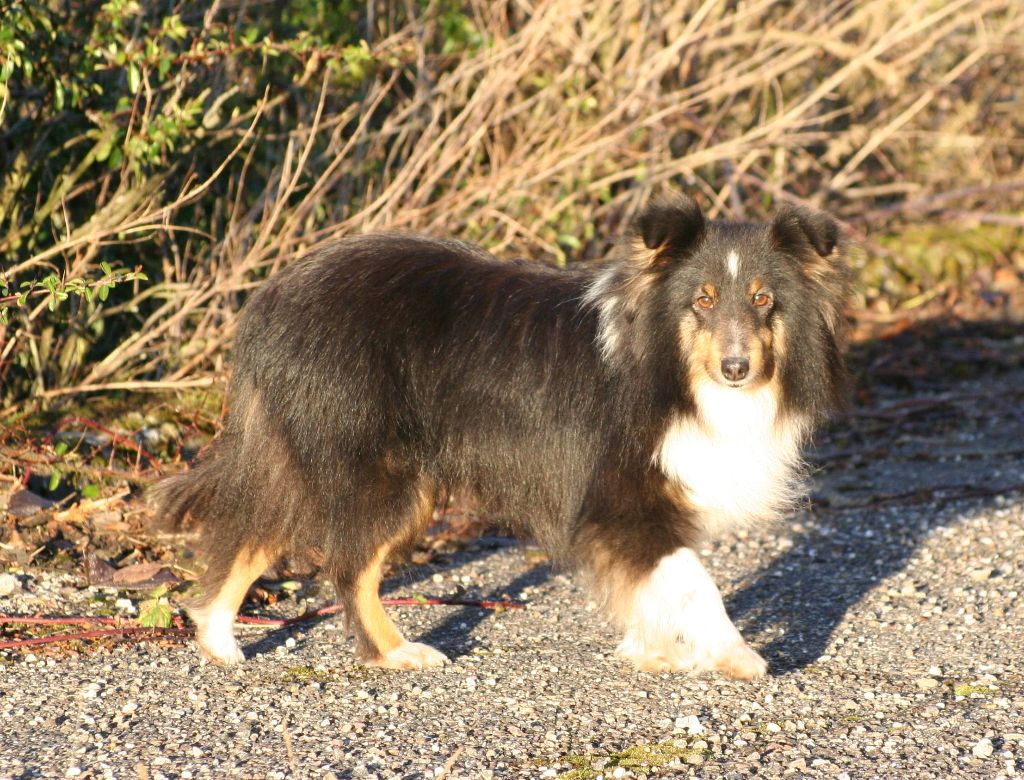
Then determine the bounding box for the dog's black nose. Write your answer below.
[721,357,750,382]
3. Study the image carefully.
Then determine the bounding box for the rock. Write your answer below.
[0,572,21,596]
[675,714,704,735]
[916,678,939,689]
[972,738,993,758]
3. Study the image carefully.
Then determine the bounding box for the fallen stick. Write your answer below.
[0,595,526,651]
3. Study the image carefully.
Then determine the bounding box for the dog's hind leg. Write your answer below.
[334,479,450,670]
[187,542,278,665]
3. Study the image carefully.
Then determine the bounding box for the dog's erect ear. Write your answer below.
[632,194,706,267]
[773,203,851,339]
[771,204,840,258]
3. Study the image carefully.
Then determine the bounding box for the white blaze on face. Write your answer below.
[726,250,740,279]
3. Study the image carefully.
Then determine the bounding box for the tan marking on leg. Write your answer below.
[190,545,274,666]
[353,543,405,657]
[356,479,448,670]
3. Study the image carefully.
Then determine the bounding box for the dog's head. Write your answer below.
[593,193,851,416]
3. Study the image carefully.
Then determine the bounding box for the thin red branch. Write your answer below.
[48,414,162,473]
[0,626,191,650]
[0,595,525,650]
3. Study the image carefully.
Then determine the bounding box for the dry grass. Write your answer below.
[3,0,1023,414]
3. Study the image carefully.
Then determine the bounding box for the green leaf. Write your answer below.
[81,483,101,499]
[54,441,69,456]
[139,584,172,627]
[96,138,113,163]
[557,233,581,250]
[54,79,65,111]
[98,284,110,302]
[48,468,61,492]
[138,598,172,628]
[100,261,113,275]
[158,56,170,80]
[128,63,140,93]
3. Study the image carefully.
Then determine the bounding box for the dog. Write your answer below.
[154,193,850,679]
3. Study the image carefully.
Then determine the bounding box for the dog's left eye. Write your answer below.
[751,292,772,308]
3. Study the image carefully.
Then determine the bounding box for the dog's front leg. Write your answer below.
[616,546,766,679]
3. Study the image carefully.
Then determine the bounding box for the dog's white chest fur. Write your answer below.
[657,382,806,535]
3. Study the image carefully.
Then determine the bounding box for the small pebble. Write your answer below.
[676,714,704,735]
[972,738,994,758]
[0,573,20,596]
[114,598,136,614]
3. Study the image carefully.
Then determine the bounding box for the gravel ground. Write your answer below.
[2,366,1023,779]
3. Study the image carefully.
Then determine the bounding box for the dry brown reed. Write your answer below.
[4,0,1023,413]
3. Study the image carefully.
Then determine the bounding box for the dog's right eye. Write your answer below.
[695,296,715,310]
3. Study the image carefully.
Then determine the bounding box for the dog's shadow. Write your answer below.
[727,319,1023,673]
[724,498,965,673]
[243,538,550,662]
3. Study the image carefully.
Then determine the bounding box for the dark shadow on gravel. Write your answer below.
[241,538,551,661]
[389,538,553,659]
[725,318,1023,673]
[416,560,551,658]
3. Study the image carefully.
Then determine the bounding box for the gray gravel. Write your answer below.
[2,368,1023,779]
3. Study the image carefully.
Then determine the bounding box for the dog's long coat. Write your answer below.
[155,194,850,677]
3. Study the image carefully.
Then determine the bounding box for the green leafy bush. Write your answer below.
[1,0,1021,412]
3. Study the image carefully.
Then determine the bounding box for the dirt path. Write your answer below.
[2,361,1023,779]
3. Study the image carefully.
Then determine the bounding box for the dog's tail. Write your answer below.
[149,442,230,533]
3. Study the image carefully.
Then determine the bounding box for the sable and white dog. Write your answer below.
[155,194,850,679]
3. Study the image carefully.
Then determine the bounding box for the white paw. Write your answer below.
[366,641,449,670]
[711,642,768,680]
[189,606,244,666]
[197,630,245,665]
[617,636,695,673]
[617,632,767,679]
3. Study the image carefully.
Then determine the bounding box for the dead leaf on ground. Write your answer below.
[6,490,55,519]
[86,555,181,590]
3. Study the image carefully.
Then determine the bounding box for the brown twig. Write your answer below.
[0,595,525,651]
[47,415,163,473]
[0,626,192,650]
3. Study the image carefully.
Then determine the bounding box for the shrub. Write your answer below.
[1,0,1021,412]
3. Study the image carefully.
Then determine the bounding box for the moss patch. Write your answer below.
[281,665,333,684]
[953,683,992,697]
[555,740,710,778]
